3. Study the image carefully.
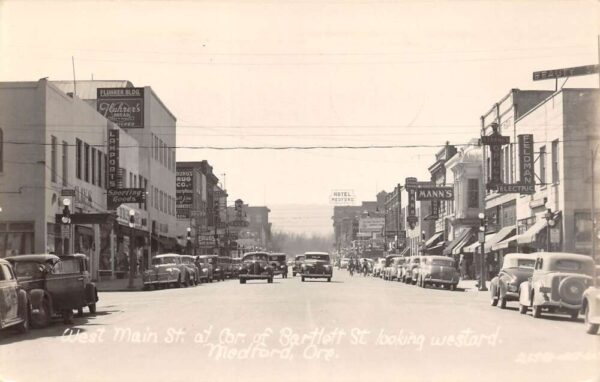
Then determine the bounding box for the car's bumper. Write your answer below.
[503,291,520,300]
[424,278,458,285]
[240,274,272,280]
[301,273,332,278]
[537,300,582,310]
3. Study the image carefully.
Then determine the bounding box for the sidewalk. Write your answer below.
[458,279,491,292]
[96,277,143,292]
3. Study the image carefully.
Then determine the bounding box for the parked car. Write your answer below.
[403,256,424,284]
[490,253,537,309]
[231,258,242,278]
[300,252,332,282]
[180,255,200,285]
[0,258,30,333]
[340,257,349,269]
[581,265,600,335]
[389,257,406,281]
[269,253,288,278]
[292,254,305,276]
[373,258,386,277]
[142,254,189,290]
[218,256,233,279]
[197,255,217,282]
[518,252,595,320]
[239,252,273,284]
[382,255,401,280]
[7,254,98,327]
[417,256,460,290]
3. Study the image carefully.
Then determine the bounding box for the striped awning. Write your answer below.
[442,229,472,256]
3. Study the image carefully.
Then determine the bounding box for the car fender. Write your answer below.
[29,289,53,315]
[85,283,98,303]
[490,277,499,296]
[518,281,530,306]
[17,289,29,320]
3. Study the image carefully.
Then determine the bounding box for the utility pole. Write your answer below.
[397,184,402,252]
[592,145,598,264]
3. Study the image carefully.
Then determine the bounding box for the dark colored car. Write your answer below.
[7,254,98,327]
[269,253,288,278]
[239,252,273,284]
[196,255,215,282]
[417,255,460,290]
[0,259,30,333]
[300,252,332,282]
[490,253,537,309]
[292,255,305,277]
[180,255,200,286]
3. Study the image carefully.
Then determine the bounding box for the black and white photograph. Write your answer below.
[0,0,599,381]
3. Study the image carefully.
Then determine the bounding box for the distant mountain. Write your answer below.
[268,204,334,236]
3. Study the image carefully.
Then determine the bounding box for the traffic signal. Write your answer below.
[61,198,71,224]
[129,210,135,228]
[214,199,220,212]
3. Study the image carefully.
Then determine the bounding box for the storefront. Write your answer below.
[0,221,35,258]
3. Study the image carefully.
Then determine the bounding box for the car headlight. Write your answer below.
[507,284,518,292]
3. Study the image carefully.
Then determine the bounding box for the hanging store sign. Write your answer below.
[416,186,454,201]
[107,129,119,190]
[97,87,145,129]
[533,64,599,81]
[405,177,418,229]
[497,134,536,195]
[107,188,146,210]
[481,123,510,190]
[176,168,193,219]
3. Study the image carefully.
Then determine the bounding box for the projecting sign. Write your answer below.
[107,129,119,190]
[405,177,418,229]
[107,188,146,210]
[176,168,193,219]
[416,186,454,201]
[533,64,599,81]
[97,88,145,129]
[496,134,536,195]
[481,123,510,190]
[496,183,535,194]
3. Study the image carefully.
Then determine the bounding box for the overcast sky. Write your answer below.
[1,0,598,234]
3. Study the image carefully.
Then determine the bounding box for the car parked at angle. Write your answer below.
[581,265,600,335]
[0,258,30,333]
[142,254,190,290]
[490,253,537,309]
[292,254,305,277]
[381,255,400,280]
[269,253,288,278]
[518,252,595,320]
[7,254,98,327]
[180,255,200,286]
[384,256,406,281]
[417,255,460,290]
[300,252,333,282]
[402,256,424,284]
[197,255,218,282]
[373,258,386,277]
[239,252,274,284]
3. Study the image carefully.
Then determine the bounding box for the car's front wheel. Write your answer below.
[240,278,246,284]
[63,309,74,324]
[301,276,305,282]
[32,300,51,328]
[532,304,542,319]
[268,278,273,283]
[519,304,528,314]
[88,303,96,314]
[570,309,579,321]
[16,299,30,333]
[499,294,507,309]
[584,304,599,334]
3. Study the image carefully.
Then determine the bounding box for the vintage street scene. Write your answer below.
[0,1,599,381]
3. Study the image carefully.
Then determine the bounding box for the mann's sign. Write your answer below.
[416,186,454,201]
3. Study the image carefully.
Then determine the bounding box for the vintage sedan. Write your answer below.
[300,252,333,282]
[292,254,305,277]
[518,252,595,320]
[269,253,288,278]
[7,254,98,327]
[142,254,189,290]
[490,253,537,309]
[581,266,600,335]
[384,257,405,281]
[239,252,274,284]
[197,255,217,282]
[0,258,30,333]
[180,255,200,286]
[417,256,459,290]
[403,256,424,284]
[373,258,386,277]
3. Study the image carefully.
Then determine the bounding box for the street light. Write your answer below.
[478,212,488,292]
[61,198,71,224]
[128,210,136,290]
[544,209,555,252]
[186,227,192,255]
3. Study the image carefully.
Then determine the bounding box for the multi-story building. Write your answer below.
[404,202,435,257]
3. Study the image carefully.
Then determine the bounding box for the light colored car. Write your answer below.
[301,252,333,282]
[417,256,459,290]
[404,256,425,284]
[143,254,189,289]
[0,258,30,333]
[340,258,349,269]
[373,258,385,277]
[490,253,537,309]
[382,255,401,280]
[518,252,595,320]
[582,266,600,335]
[180,255,200,286]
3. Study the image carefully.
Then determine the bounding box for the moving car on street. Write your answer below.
[269,253,288,278]
[0,258,30,333]
[239,252,274,284]
[231,258,242,278]
[300,252,333,282]
[582,266,600,335]
[218,256,233,279]
[518,252,595,320]
[196,255,215,282]
[143,254,190,290]
[490,253,537,309]
[292,254,305,277]
[417,255,459,290]
[340,257,349,269]
[7,254,98,327]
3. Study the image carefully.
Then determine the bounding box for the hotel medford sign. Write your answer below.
[97,87,145,129]
[107,129,119,189]
[107,188,146,210]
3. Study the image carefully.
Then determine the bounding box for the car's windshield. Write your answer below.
[13,261,46,278]
[181,257,191,264]
[516,259,536,268]
[429,259,454,266]
[244,254,268,261]
[269,255,286,262]
[305,254,329,261]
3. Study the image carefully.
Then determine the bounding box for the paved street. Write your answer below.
[1,272,599,382]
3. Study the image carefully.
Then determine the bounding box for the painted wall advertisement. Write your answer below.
[97,87,145,129]
[176,168,193,219]
[107,188,146,210]
[358,217,385,238]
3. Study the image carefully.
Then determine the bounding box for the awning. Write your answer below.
[442,229,472,256]
[425,241,445,254]
[399,246,410,257]
[516,219,547,245]
[484,226,516,252]
[463,233,495,254]
[424,231,444,248]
